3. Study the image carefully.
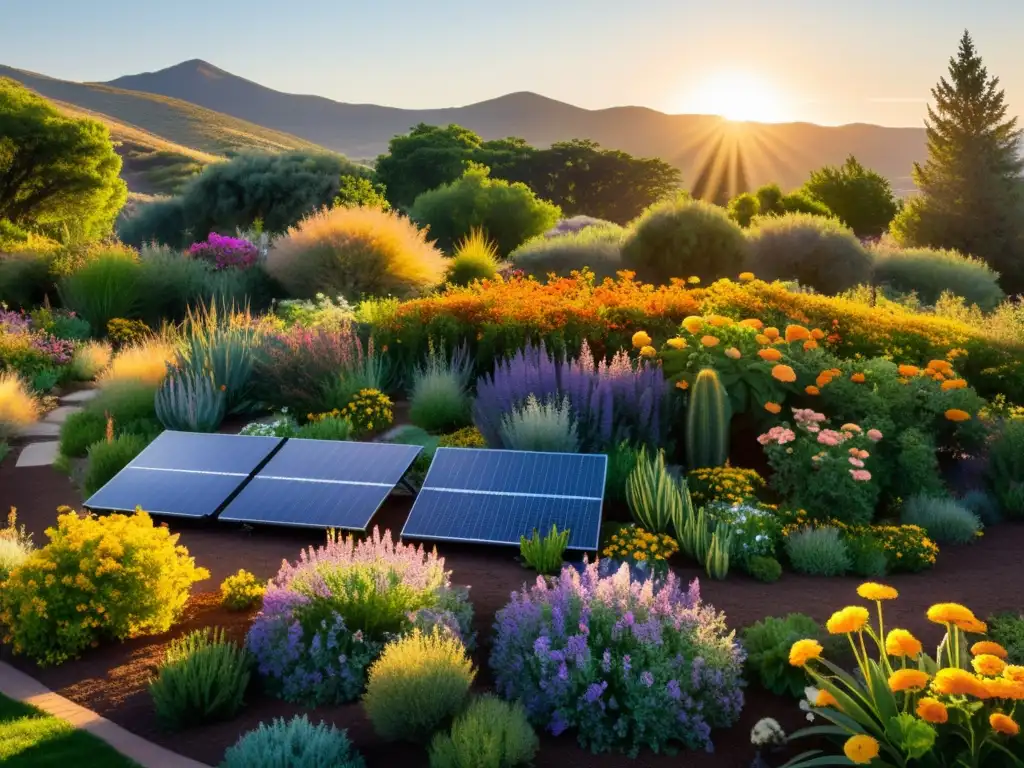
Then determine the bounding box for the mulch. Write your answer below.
[3,445,1024,768]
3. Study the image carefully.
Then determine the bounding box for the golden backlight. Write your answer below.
[681,72,789,123]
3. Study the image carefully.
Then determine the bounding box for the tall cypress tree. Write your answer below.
[891,31,1023,292]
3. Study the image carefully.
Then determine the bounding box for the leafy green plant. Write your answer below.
[90,379,159,424]
[746,555,782,583]
[57,250,141,334]
[498,395,579,452]
[149,627,250,730]
[220,569,265,611]
[83,433,152,496]
[221,715,366,768]
[428,695,539,768]
[625,447,686,535]
[846,534,889,577]
[705,521,733,580]
[295,415,354,441]
[58,409,107,458]
[519,524,569,575]
[960,489,1001,526]
[509,223,625,280]
[987,613,1024,665]
[987,419,1024,519]
[106,317,150,349]
[889,427,945,501]
[363,628,475,743]
[410,344,472,433]
[30,366,59,393]
[685,367,729,469]
[784,526,851,576]
[155,369,227,432]
[900,494,981,544]
[741,613,826,697]
[604,440,640,504]
[445,228,500,286]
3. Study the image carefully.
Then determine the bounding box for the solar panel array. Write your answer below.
[400,448,607,551]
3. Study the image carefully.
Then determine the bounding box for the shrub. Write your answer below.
[84,433,152,496]
[445,228,500,286]
[742,613,827,697]
[438,426,487,448]
[363,628,475,743]
[604,440,640,504]
[0,251,53,309]
[600,525,679,577]
[221,715,366,768]
[872,246,1004,310]
[0,372,39,439]
[99,339,175,388]
[149,627,250,730]
[106,317,151,348]
[784,527,851,576]
[687,466,765,507]
[338,388,393,436]
[57,250,142,334]
[746,213,872,294]
[69,340,111,380]
[410,165,561,257]
[890,427,945,501]
[90,379,159,423]
[220,569,265,611]
[266,205,446,301]
[621,197,748,284]
[747,555,782,583]
[900,494,981,544]
[491,561,744,755]
[987,613,1024,665]
[960,489,1001,526]
[519,524,569,575]
[510,223,625,280]
[428,695,539,768]
[625,447,687,535]
[0,511,33,584]
[498,395,579,452]
[988,419,1024,519]
[410,344,472,433]
[727,192,760,228]
[295,415,354,441]
[155,369,226,432]
[0,508,208,665]
[186,233,260,270]
[58,409,107,458]
[846,534,889,578]
[246,528,473,706]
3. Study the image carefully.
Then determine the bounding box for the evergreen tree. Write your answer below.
[890,31,1023,292]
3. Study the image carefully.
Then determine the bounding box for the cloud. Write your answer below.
[867,97,929,104]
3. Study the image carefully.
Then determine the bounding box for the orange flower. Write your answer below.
[707,314,733,327]
[844,735,880,765]
[803,339,818,351]
[675,380,689,391]
[945,409,971,422]
[789,639,823,667]
[1004,666,1024,683]
[810,328,825,340]
[816,372,834,388]
[755,333,771,345]
[764,326,780,341]
[917,697,948,724]
[927,603,978,626]
[805,385,820,396]
[972,641,1009,660]
[933,668,991,699]
[885,629,922,659]
[898,364,920,377]
[889,669,930,692]
[771,364,797,383]
[682,316,704,334]
[985,678,1024,700]
[829,368,842,376]
[851,373,866,383]
[942,378,968,391]
[738,271,755,281]
[785,324,811,342]
[740,318,764,330]
[666,337,687,350]
[814,688,842,709]
[974,654,1008,677]
[991,713,1020,736]
[725,347,741,360]
[639,345,657,359]
[758,348,783,362]
[928,359,953,373]
[764,401,782,414]
[826,606,870,634]
[701,335,720,347]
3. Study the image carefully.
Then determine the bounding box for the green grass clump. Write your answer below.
[84,433,152,496]
[57,250,142,335]
[428,695,539,768]
[510,223,625,281]
[69,342,112,381]
[987,613,1024,665]
[58,410,108,458]
[295,416,354,441]
[746,555,782,583]
[89,379,159,425]
[742,613,829,697]
[988,419,1024,520]
[872,246,1004,310]
[410,346,472,434]
[444,229,500,286]
[604,441,641,504]
[519,524,569,575]
[498,395,579,453]
[221,715,365,768]
[900,495,981,545]
[784,527,851,576]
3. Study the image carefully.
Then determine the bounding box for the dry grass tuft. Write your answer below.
[99,339,177,388]
[70,341,113,381]
[0,373,40,438]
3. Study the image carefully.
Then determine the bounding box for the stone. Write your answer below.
[61,389,99,404]
[15,441,59,467]
[18,422,61,437]
[43,405,82,424]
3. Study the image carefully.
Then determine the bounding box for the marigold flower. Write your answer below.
[687,276,701,285]
[991,713,1020,736]
[826,606,870,634]
[701,335,720,347]
[945,409,971,422]
[785,325,811,342]
[764,401,782,414]
[917,697,948,724]
[639,345,657,359]
[632,330,652,349]
[928,359,953,373]
[816,372,833,388]
[889,669,930,692]
[740,318,764,329]
[841,423,862,433]
[675,380,689,391]
[933,668,991,698]
[764,326,780,340]
[1004,665,1024,683]
[803,339,818,351]
[789,638,824,667]
[941,378,968,391]
[739,271,755,281]
[666,337,687,350]
[814,688,841,709]
[755,333,771,345]
[858,582,898,601]
[851,372,866,383]
[985,678,1024,700]
[885,629,922,659]
[972,641,1009,659]
[725,347,741,359]
[772,364,797,383]
[898,364,920,377]
[805,385,820,395]
[974,654,1008,677]
[682,316,704,334]
[928,602,978,626]
[758,348,783,362]
[961,617,988,634]
[843,734,880,765]
[707,314,733,327]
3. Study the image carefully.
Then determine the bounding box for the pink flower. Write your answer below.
[867,429,883,442]
[806,424,821,433]
[849,469,872,482]
[848,457,865,468]
[816,429,845,447]
[759,426,796,445]
[858,449,870,459]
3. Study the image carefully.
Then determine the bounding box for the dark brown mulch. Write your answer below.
[4,449,1024,767]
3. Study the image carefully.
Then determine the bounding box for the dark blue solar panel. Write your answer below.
[218,439,422,530]
[84,431,284,518]
[401,448,607,551]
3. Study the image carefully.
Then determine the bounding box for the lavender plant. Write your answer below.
[490,561,745,756]
[246,528,473,706]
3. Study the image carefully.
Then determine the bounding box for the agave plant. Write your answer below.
[155,368,227,432]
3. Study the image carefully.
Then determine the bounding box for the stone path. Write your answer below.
[14,387,96,469]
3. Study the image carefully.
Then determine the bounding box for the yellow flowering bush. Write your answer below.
[339,388,393,436]
[786,584,1024,767]
[0,507,208,666]
[220,569,266,611]
[601,525,679,575]
[686,466,766,506]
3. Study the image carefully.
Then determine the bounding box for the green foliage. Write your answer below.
[960,490,1001,526]
[626,447,686,535]
[890,428,945,501]
[89,379,159,424]
[754,184,785,215]
[0,252,52,310]
[220,569,265,611]
[509,223,625,280]
[0,78,127,241]
[498,395,579,452]
[784,526,851,576]
[846,534,889,578]
[746,212,872,294]
[428,695,539,768]
[519,524,569,575]
[621,196,748,284]
[410,345,472,433]
[685,368,729,469]
[58,409,108,458]
[987,419,1024,518]
[779,191,833,218]
[872,246,1004,310]
[221,715,366,768]
[155,368,227,432]
[410,165,561,257]
[84,433,152,496]
[363,629,475,743]
[705,521,733,580]
[900,494,981,544]
[801,155,899,238]
[746,555,782,583]
[727,192,760,227]
[334,174,390,210]
[741,613,826,697]
[57,250,141,334]
[604,440,640,504]
[106,317,150,348]
[295,415,354,441]
[149,627,250,731]
[987,613,1024,665]
[375,123,485,209]
[444,228,500,286]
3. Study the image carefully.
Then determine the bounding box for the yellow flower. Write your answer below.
[687,276,701,285]
[927,602,978,628]
[771,364,797,383]
[755,333,771,345]
[739,271,755,281]
[917,697,948,724]
[889,669,930,692]
[675,380,689,391]
[632,330,652,349]
[985,678,1024,700]
[682,316,704,334]
[764,327,780,341]
[740,318,764,329]
[701,335,720,347]
[785,325,810,342]
[991,713,1020,736]
[945,409,971,422]
[764,402,782,415]
[933,668,991,699]
[789,639,823,667]
[640,345,657,358]
[972,641,1009,659]
[885,629,922,659]
[851,372,866,383]
[974,654,1008,677]
[666,337,687,350]
[1004,665,1024,683]
[707,314,732,327]
[805,385,820,395]
[814,688,841,709]
[858,582,898,601]
[843,734,880,765]
[725,347,741,360]
[826,606,870,634]
[758,348,783,362]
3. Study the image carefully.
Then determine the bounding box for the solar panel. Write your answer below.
[401,448,607,551]
[218,439,422,530]
[84,431,285,518]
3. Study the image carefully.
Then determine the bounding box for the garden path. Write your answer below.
[14,388,96,468]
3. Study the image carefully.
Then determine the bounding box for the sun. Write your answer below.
[679,72,789,123]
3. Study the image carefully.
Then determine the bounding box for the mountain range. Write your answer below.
[3,59,928,196]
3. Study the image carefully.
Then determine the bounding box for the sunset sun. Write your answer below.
[680,72,789,123]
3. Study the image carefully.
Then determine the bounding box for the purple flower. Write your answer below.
[641,670,654,687]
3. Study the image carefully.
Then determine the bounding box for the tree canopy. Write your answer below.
[802,155,898,238]
[0,78,127,241]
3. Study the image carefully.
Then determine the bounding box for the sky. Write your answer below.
[4,0,1024,127]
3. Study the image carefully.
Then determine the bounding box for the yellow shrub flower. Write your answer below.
[933,668,991,699]
[857,582,898,601]
[1004,665,1024,683]
[740,318,764,329]
[707,314,733,327]
[826,606,870,635]
[885,629,922,659]
[889,669,930,692]
[972,641,1009,659]
[687,276,701,285]
[945,409,971,422]
[758,348,783,362]
[666,337,687,350]
[701,335,720,347]
[927,602,978,627]
[755,333,771,345]
[974,654,1008,677]
[639,345,657,358]
[764,402,782,414]
[725,347,741,360]
[843,734,880,765]
[916,697,948,724]
[785,325,810,342]
[789,639,823,667]
[738,271,755,281]
[771,364,797,383]
[990,713,1020,736]
[632,330,652,349]
[682,316,704,334]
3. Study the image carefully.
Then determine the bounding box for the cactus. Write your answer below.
[685,367,730,469]
[626,447,683,535]
[155,368,226,432]
[705,521,733,580]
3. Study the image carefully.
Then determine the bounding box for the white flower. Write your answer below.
[750,717,786,747]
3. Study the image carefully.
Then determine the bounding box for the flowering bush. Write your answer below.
[106,318,150,349]
[600,525,679,576]
[187,233,260,270]
[687,466,765,506]
[490,561,744,756]
[246,528,472,706]
[760,408,881,525]
[339,388,393,435]
[437,426,487,448]
[220,569,266,610]
[705,501,781,570]
[0,508,209,666]
[0,308,75,384]
[786,584,1024,767]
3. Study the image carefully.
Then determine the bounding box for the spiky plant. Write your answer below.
[155,368,226,432]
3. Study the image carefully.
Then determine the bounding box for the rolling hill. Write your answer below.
[107,59,927,193]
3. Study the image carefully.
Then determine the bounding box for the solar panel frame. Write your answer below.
[400,447,607,551]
